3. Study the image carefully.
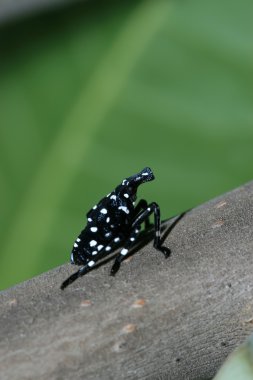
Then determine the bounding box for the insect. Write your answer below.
[61,167,170,289]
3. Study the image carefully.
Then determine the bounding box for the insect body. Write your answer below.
[61,167,170,289]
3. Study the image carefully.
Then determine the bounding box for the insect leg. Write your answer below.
[110,226,141,276]
[134,199,148,215]
[132,202,170,257]
[134,199,151,229]
[60,264,90,290]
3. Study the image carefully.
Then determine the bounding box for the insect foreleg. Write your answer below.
[133,199,151,229]
[132,202,170,257]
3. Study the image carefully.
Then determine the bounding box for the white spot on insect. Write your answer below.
[130,237,135,241]
[88,218,92,222]
[122,179,127,185]
[110,195,117,200]
[71,252,74,263]
[142,172,149,176]
[105,232,110,237]
[88,260,95,267]
[121,248,128,256]
[90,227,98,232]
[106,193,111,197]
[106,217,110,223]
[124,193,129,198]
[100,208,107,214]
[118,206,129,214]
[74,243,78,248]
[114,237,120,242]
[76,238,81,242]
[147,207,151,211]
[98,245,103,251]
[93,205,97,210]
[92,250,98,255]
[89,240,97,247]
[135,228,140,233]
[105,246,111,251]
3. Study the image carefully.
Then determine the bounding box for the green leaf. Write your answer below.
[214,336,253,380]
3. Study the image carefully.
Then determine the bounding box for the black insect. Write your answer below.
[61,167,170,289]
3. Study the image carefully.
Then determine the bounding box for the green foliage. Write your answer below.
[214,336,253,379]
[0,0,253,289]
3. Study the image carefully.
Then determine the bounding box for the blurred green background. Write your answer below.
[0,0,252,290]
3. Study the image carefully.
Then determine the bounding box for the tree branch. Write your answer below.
[1,182,253,379]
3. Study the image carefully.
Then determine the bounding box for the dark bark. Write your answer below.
[1,182,253,380]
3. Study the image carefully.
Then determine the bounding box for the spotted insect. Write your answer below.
[61,167,170,289]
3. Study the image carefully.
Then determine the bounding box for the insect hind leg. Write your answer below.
[61,264,90,290]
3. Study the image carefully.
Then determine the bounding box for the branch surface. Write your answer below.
[1,182,253,380]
